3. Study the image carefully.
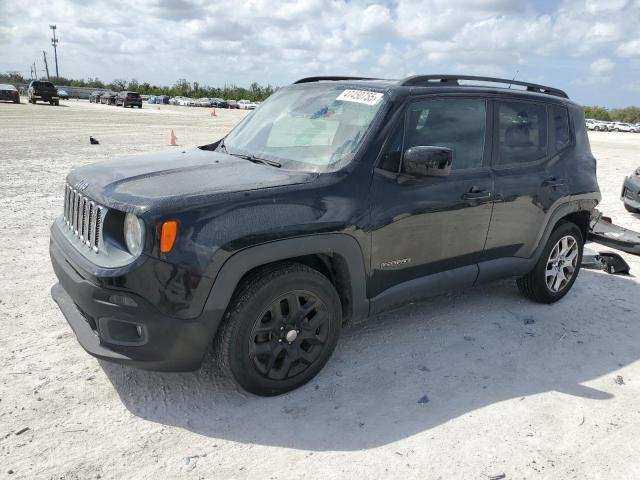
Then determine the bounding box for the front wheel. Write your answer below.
[215,262,342,396]
[517,221,583,303]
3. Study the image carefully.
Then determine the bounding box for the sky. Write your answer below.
[1,0,640,107]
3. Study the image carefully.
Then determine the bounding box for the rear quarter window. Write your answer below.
[551,105,571,151]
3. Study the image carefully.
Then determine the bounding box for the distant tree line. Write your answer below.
[0,71,276,101]
[584,105,640,123]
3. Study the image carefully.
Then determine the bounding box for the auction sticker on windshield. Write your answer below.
[336,89,383,106]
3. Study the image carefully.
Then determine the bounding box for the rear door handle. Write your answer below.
[462,186,492,201]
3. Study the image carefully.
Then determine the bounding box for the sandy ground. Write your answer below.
[1,99,639,480]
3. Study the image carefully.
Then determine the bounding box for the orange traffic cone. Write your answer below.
[211,108,217,117]
[169,129,177,146]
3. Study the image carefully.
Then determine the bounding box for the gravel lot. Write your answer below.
[2,99,640,480]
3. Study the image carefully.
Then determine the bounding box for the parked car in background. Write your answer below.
[622,167,640,213]
[147,96,157,104]
[613,122,634,132]
[58,89,69,100]
[89,91,102,103]
[633,124,640,133]
[0,84,20,103]
[586,119,609,131]
[156,95,170,105]
[238,99,257,110]
[197,97,213,107]
[211,98,228,108]
[116,91,142,108]
[226,99,240,109]
[100,91,117,105]
[27,80,59,105]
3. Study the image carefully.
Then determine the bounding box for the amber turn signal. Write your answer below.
[160,221,178,253]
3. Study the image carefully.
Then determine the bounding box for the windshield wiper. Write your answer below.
[230,153,282,168]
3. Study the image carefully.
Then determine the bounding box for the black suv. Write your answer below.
[28,80,59,105]
[50,75,600,396]
[116,91,142,108]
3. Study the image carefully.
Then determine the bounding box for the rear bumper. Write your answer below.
[50,231,217,371]
[622,175,640,210]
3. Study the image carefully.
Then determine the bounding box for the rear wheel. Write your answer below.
[517,221,583,303]
[215,262,342,396]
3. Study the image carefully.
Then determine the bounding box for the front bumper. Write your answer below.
[50,229,217,371]
[622,175,640,210]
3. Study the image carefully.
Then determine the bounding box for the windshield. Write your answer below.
[221,84,386,172]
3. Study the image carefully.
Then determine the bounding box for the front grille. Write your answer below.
[63,183,105,253]
[624,188,637,201]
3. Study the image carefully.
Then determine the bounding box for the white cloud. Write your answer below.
[616,39,640,58]
[590,58,616,75]
[2,0,640,106]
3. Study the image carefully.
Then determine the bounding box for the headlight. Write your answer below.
[124,213,145,257]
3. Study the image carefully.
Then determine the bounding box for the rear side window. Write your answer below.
[496,101,548,165]
[551,105,570,151]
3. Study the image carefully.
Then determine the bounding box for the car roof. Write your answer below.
[292,75,575,106]
[0,84,17,90]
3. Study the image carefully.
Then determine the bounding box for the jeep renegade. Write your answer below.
[50,75,600,396]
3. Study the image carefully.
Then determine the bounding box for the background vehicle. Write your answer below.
[147,95,157,104]
[226,99,239,109]
[57,89,69,100]
[0,83,20,103]
[116,91,142,108]
[238,99,257,110]
[100,91,117,105]
[211,98,228,108]
[50,74,600,396]
[89,91,102,103]
[27,80,59,105]
[197,97,213,107]
[614,122,634,132]
[156,95,170,105]
[622,167,640,213]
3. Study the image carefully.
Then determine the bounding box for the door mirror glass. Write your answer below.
[403,146,452,177]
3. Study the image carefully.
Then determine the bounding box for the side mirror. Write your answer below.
[403,146,453,177]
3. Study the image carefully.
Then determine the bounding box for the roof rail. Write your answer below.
[293,76,379,84]
[399,75,568,99]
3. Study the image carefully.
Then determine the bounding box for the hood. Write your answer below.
[67,148,316,215]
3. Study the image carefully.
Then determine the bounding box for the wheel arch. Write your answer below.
[200,234,369,340]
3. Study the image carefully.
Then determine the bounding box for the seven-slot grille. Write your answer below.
[63,183,104,253]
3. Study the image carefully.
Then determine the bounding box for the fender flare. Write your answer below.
[476,193,600,284]
[199,233,369,337]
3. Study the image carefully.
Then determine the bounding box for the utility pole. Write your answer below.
[32,62,37,80]
[43,51,50,80]
[49,25,59,79]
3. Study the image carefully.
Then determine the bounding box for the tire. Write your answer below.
[54,100,59,106]
[517,221,583,304]
[624,203,639,214]
[214,262,342,396]
[138,105,141,109]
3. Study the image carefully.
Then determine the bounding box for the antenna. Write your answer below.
[508,70,519,89]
